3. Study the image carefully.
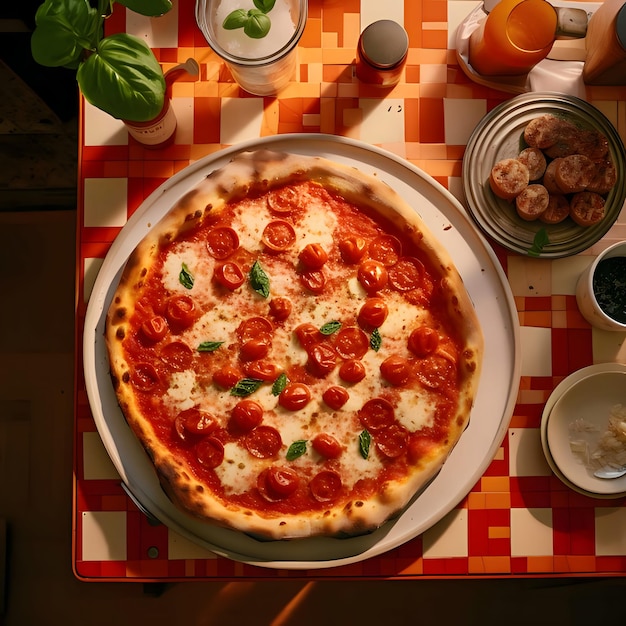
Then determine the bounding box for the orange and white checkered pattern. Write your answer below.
[74,0,626,581]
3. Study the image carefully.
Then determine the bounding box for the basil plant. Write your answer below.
[31,0,172,121]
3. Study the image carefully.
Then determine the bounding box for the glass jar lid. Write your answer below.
[359,20,408,69]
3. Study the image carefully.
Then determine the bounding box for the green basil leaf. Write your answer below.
[528,227,550,257]
[320,320,341,335]
[244,9,271,38]
[253,0,276,12]
[370,328,382,352]
[286,439,307,461]
[197,341,223,352]
[271,372,289,396]
[179,262,194,289]
[77,33,166,121]
[223,8,248,30]
[31,0,102,67]
[115,0,173,17]
[249,260,270,298]
[230,378,264,397]
[359,430,371,459]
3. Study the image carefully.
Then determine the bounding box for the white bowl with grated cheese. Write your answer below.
[546,369,626,496]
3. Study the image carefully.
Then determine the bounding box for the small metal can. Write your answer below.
[356,20,409,87]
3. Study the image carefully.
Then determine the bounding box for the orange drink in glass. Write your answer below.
[469,0,558,75]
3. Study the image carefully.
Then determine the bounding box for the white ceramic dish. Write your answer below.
[545,368,626,497]
[83,134,521,569]
[541,363,626,498]
[576,241,626,331]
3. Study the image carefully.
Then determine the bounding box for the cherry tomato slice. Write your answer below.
[322,385,350,410]
[339,235,368,264]
[206,226,239,259]
[375,424,408,459]
[196,436,225,469]
[339,359,366,383]
[165,294,196,329]
[262,220,296,252]
[334,327,369,360]
[269,297,292,321]
[131,362,160,392]
[357,298,388,329]
[368,235,402,266]
[309,470,342,502]
[258,466,300,501]
[408,326,439,357]
[388,257,425,292]
[415,355,456,390]
[213,261,245,290]
[294,323,322,349]
[237,316,274,344]
[307,343,337,377]
[243,360,279,382]
[239,333,272,361]
[358,259,388,293]
[299,269,326,294]
[245,425,282,459]
[175,408,219,440]
[267,466,300,496]
[358,398,395,432]
[312,433,342,459]
[230,399,263,433]
[212,364,242,389]
[279,382,312,410]
[140,315,169,342]
[299,243,328,269]
[380,354,411,386]
[159,341,194,371]
[267,187,299,214]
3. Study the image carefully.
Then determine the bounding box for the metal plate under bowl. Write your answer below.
[462,92,626,258]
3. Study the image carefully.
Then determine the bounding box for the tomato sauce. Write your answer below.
[119,180,464,515]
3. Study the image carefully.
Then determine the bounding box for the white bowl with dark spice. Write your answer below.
[576,240,626,331]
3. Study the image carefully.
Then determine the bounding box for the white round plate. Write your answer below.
[547,371,626,494]
[83,134,521,569]
[541,363,626,498]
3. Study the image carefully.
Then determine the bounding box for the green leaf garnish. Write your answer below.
[370,328,382,352]
[244,9,271,38]
[197,341,223,352]
[222,1,274,40]
[223,8,249,29]
[528,227,550,257]
[179,262,194,289]
[249,260,270,298]
[271,372,289,396]
[320,320,341,335]
[359,430,371,459]
[286,440,307,461]
[230,378,263,397]
[254,0,276,12]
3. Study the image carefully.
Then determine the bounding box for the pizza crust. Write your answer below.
[106,149,483,540]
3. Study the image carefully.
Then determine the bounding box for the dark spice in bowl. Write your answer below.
[592,256,626,324]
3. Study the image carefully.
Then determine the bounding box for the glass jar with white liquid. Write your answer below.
[196,0,307,96]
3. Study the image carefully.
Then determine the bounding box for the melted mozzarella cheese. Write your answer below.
[151,183,456,499]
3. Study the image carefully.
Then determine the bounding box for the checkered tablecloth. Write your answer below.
[73,0,626,581]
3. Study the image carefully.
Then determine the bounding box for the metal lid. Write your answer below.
[359,20,408,69]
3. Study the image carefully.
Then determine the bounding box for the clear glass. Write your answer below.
[196,0,307,96]
[469,0,557,76]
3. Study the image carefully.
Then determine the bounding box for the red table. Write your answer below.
[73,0,626,581]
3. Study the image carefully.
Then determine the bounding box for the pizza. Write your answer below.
[105,150,483,540]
